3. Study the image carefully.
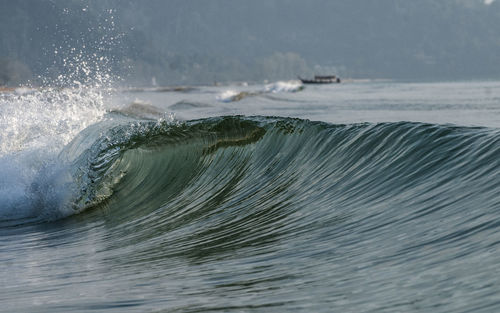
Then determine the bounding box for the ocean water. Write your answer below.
[1,80,500,312]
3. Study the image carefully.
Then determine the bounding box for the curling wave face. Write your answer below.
[19,115,500,222]
[3,114,496,222]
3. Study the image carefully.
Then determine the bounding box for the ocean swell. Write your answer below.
[3,114,500,311]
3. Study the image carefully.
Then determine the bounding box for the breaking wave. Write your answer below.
[3,114,500,229]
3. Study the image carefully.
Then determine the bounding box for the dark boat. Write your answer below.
[298,75,341,84]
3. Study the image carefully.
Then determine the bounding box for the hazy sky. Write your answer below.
[1,0,500,85]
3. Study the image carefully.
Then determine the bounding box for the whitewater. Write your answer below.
[2,79,500,312]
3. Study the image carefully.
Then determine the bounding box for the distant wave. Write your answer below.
[123,86,196,93]
[169,100,213,110]
[265,80,304,93]
[217,80,304,102]
[216,90,257,102]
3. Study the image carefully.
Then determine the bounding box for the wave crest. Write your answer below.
[3,116,500,227]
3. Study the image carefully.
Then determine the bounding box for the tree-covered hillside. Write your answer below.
[1,0,499,85]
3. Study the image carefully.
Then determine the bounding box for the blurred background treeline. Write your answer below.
[1,0,500,86]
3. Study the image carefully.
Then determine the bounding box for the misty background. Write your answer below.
[1,0,500,86]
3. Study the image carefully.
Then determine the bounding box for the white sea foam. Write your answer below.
[216,90,241,102]
[216,80,304,103]
[0,87,106,155]
[0,150,76,222]
[265,80,304,93]
[0,86,107,222]
[0,6,123,223]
